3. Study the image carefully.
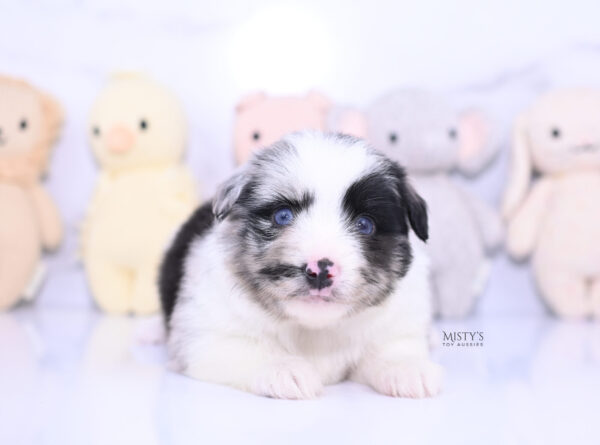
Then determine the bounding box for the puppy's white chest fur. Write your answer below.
[275,326,364,384]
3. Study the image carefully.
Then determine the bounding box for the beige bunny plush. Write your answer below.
[0,76,63,310]
[503,89,600,319]
[83,73,197,315]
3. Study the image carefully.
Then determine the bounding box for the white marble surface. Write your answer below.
[1,308,599,445]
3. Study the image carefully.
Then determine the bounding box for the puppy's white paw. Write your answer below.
[365,359,444,398]
[253,359,323,399]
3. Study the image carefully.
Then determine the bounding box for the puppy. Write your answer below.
[160,131,442,399]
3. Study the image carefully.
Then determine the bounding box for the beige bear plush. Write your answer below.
[83,73,197,315]
[503,89,600,319]
[234,91,331,164]
[0,76,63,310]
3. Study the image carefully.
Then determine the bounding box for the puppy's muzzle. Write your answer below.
[305,258,339,291]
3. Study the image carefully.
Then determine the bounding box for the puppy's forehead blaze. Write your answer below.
[250,136,379,204]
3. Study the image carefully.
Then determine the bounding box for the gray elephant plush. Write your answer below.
[337,89,503,318]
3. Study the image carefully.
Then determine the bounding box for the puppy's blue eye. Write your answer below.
[356,216,375,235]
[273,208,294,226]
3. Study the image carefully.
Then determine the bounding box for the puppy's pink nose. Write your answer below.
[305,258,339,290]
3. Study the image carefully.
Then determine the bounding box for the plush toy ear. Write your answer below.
[501,113,532,220]
[212,167,250,220]
[456,109,496,175]
[329,107,368,138]
[306,90,331,111]
[236,92,267,113]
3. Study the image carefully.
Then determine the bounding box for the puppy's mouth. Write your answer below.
[291,286,345,306]
[298,292,335,304]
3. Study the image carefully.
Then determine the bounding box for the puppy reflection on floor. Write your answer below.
[160,131,443,399]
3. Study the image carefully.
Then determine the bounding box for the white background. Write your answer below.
[3,0,600,314]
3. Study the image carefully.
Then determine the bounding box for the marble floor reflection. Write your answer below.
[0,308,598,445]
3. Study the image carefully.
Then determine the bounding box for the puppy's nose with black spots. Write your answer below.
[305,258,339,290]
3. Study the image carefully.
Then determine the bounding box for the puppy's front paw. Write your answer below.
[253,359,323,399]
[363,359,444,398]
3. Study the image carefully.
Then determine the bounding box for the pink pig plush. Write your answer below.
[233,91,331,164]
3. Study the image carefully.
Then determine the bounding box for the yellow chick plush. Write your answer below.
[83,73,197,315]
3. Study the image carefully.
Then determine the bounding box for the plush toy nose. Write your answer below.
[106,125,135,153]
[305,258,339,291]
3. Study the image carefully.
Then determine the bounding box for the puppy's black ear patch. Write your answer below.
[402,182,428,241]
[390,163,429,242]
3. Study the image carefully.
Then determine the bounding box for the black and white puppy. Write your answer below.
[160,131,442,399]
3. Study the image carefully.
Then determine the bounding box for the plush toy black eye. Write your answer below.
[19,119,27,131]
[551,127,561,139]
[140,119,148,131]
[92,126,100,137]
[389,132,398,144]
[252,131,261,141]
[448,128,457,139]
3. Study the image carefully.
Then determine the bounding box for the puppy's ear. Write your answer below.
[401,181,428,242]
[390,163,428,242]
[213,168,249,220]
